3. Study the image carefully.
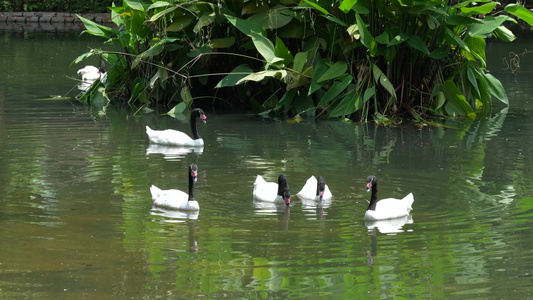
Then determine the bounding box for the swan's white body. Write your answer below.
[253,175,287,204]
[146,126,204,147]
[77,65,107,82]
[364,193,414,220]
[296,176,332,201]
[150,185,199,211]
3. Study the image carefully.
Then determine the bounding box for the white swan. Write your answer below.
[150,164,199,211]
[364,175,414,220]
[77,61,107,83]
[296,175,332,201]
[146,108,207,146]
[253,174,291,205]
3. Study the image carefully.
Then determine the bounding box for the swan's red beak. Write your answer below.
[366,182,372,192]
[201,114,207,123]
[192,170,198,182]
[284,197,290,206]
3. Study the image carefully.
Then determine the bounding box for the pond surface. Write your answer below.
[1,29,533,299]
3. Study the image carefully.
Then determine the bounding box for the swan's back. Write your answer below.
[296,176,332,200]
[150,185,198,211]
[146,126,202,146]
[253,175,281,202]
[365,193,414,220]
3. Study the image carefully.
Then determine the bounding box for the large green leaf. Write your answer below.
[407,35,430,55]
[293,51,308,73]
[318,61,348,82]
[308,60,329,95]
[356,13,377,56]
[460,3,497,15]
[372,64,396,99]
[77,14,117,38]
[210,37,236,49]
[275,36,293,66]
[443,79,475,118]
[225,14,267,37]
[469,16,513,38]
[150,6,176,22]
[251,32,285,66]
[493,26,516,42]
[483,73,508,105]
[505,3,533,27]
[247,7,293,29]
[125,0,145,11]
[317,74,353,107]
[339,0,358,13]
[215,64,253,88]
[237,70,287,84]
[166,12,195,31]
[329,89,360,117]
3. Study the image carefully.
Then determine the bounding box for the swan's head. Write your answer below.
[278,174,291,205]
[366,175,377,192]
[193,108,207,124]
[189,163,198,182]
[317,176,326,200]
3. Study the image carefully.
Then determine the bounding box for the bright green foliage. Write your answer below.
[74,0,533,122]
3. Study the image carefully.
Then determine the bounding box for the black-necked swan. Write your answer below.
[150,164,199,211]
[365,175,414,220]
[296,175,332,201]
[77,61,107,83]
[253,174,291,205]
[146,108,207,147]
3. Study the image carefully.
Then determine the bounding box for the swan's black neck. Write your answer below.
[367,181,378,211]
[190,111,201,140]
[188,166,196,201]
[277,175,290,202]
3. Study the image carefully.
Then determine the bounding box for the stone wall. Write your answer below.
[0,12,113,32]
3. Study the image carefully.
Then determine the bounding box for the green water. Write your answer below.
[1,30,533,299]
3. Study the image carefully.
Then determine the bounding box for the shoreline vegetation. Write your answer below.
[5,1,533,124]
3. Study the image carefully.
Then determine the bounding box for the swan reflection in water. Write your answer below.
[365,215,413,265]
[301,198,332,220]
[146,144,203,162]
[151,207,199,253]
[253,200,291,230]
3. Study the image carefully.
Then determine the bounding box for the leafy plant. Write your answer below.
[74,0,533,123]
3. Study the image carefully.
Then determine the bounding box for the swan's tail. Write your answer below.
[403,193,415,211]
[149,185,161,202]
[146,126,153,134]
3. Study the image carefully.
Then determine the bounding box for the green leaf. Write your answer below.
[247,7,293,29]
[506,3,533,27]
[356,13,377,56]
[125,0,145,11]
[150,6,176,22]
[372,64,396,99]
[443,79,475,118]
[407,35,430,55]
[493,26,516,42]
[460,3,497,15]
[275,36,293,66]
[167,102,188,116]
[346,24,360,41]
[469,16,512,38]
[166,13,195,31]
[72,51,94,65]
[483,73,508,105]
[435,91,446,110]
[466,64,480,98]
[339,0,358,13]
[318,61,348,82]
[77,14,117,38]
[251,32,284,65]
[317,74,353,107]
[308,59,329,95]
[363,86,375,102]
[180,86,192,106]
[237,70,287,84]
[215,64,254,88]
[147,1,170,11]
[224,14,267,37]
[210,37,236,48]
[388,33,408,47]
[329,89,360,117]
[293,51,308,73]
